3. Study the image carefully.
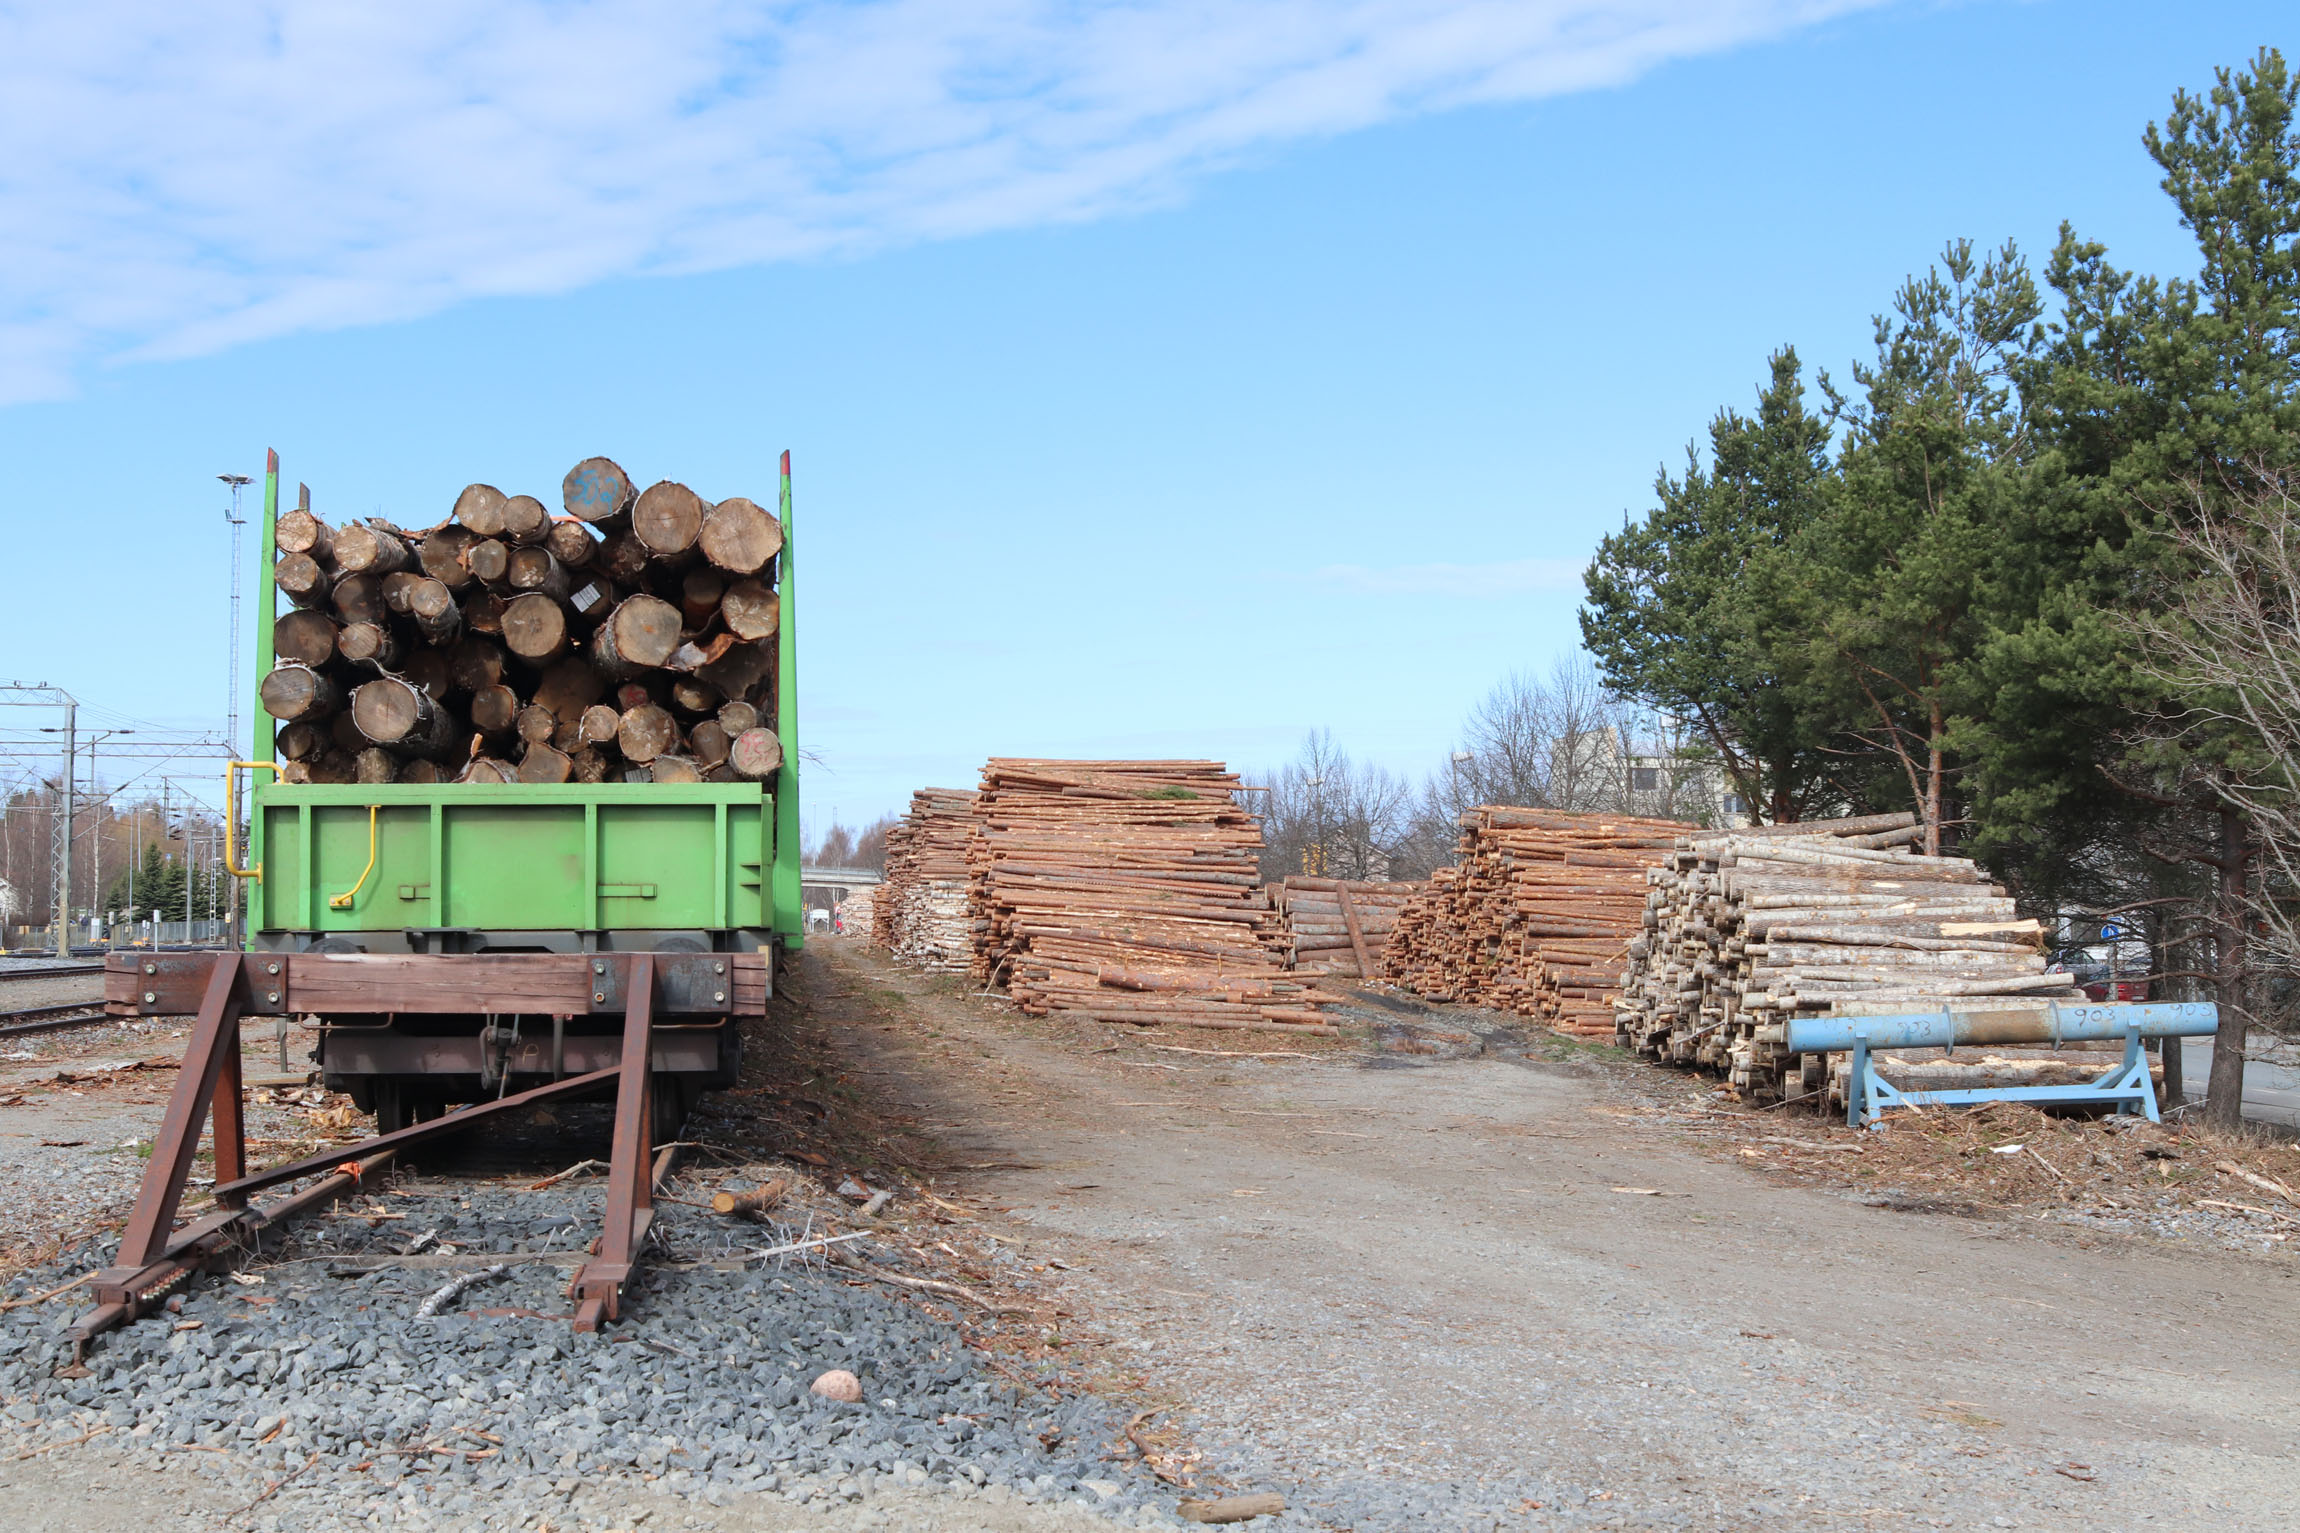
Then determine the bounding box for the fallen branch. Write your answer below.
[912,1187,975,1219]
[2026,1147,2073,1187]
[2198,1197,2300,1227]
[1180,1492,1288,1523]
[1749,1136,1865,1154]
[711,1178,789,1219]
[1123,1407,1186,1485]
[746,1230,869,1262]
[1144,1045,1317,1059]
[832,1248,1026,1314]
[2214,1160,2300,1207]
[14,1423,110,1460]
[529,1158,607,1190]
[0,1270,94,1311]
[415,1262,509,1318]
[234,1450,322,1514]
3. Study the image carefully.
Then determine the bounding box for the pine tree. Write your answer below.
[1784,240,2042,854]
[1581,348,1839,821]
[1977,49,2300,1128]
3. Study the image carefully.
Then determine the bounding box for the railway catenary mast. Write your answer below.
[87,449,805,1342]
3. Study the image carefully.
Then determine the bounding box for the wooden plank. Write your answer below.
[286,953,593,1013]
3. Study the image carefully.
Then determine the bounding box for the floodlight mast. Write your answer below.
[220,471,253,948]
[220,474,251,777]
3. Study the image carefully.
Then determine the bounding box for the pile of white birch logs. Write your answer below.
[873,787,980,971]
[966,760,1343,1035]
[1614,811,2083,1104]
[1272,878,1420,979]
[1382,808,1688,1038]
[835,886,876,936]
[258,459,783,786]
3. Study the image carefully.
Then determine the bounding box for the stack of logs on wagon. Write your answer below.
[1382,808,1689,1038]
[1616,812,2085,1105]
[258,459,785,786]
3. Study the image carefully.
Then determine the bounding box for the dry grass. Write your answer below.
[1701,1099,2300,1237]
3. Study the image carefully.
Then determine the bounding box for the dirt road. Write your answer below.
[808,942,2300,1530]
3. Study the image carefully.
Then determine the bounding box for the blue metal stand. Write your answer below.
[1846,1025,2160,1128]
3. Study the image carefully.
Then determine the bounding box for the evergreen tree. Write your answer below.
[1577,49,2300,1128]
[102,843,176,918]
[1782,240,2042,853]
[1972,48,2300,1127]
[1581,348,1839,821]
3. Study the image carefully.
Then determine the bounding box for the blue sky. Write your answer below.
[0,1,2285,837]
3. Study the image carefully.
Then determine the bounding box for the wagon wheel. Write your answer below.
[649,1074,690,1147]
[372,1077,408,1136]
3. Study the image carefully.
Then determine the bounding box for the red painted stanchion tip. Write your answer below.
[267,447,278,471]
[780,449,790,475]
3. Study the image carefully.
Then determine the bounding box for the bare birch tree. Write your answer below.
[2123,463,2300,1051]
[1256,730,1415,884]
[1431,655,1638,819]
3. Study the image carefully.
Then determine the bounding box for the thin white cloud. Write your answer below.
[1307,557,1585,596]
[0,1,1885,402]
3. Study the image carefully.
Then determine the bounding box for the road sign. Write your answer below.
[2100,922,2123,940]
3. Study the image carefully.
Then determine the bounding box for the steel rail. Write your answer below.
[0,964,104,983]
[0,1001,114,1037]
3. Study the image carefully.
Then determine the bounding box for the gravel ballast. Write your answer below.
[0,1186,1186,1532]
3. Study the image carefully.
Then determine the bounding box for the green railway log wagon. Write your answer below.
[226,450,805,1135]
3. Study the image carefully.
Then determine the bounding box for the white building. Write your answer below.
[1555,726,1753,828]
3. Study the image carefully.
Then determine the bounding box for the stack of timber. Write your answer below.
[967,760,1340,1035]
[1273,878,1420,979]
[1615,812,2081,1103]
[259,459,784,787]
[836,886,876,937]
[1381,808,1688,1038]
[876,787,980,971]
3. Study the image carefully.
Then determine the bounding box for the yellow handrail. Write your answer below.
[224,761,279,881]
[330,805,383,910]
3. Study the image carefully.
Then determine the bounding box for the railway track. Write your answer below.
[0,963,104,983]
[0,1000,114,1038]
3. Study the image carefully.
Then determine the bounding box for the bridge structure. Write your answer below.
[800,865,882,888]
[799,865,884,930]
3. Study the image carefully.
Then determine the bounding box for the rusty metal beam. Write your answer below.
[97,954,244,1289]
[108,950,760,1018]
[70,1150,402,1347]
[72,1065,623,1346]
[572,955,655,1331]
[209,1065,618,1203]
[318,1022,724,1081]
[77,947,708,1343]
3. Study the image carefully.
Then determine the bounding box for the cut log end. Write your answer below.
[562,457,635,524]
[502,592,571,663]
[617,704,680,763]
[728,727,783,780]
[258,662,340,724]
[633,480,707,556]
[454,483,509,537]
[699,496,782,574]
